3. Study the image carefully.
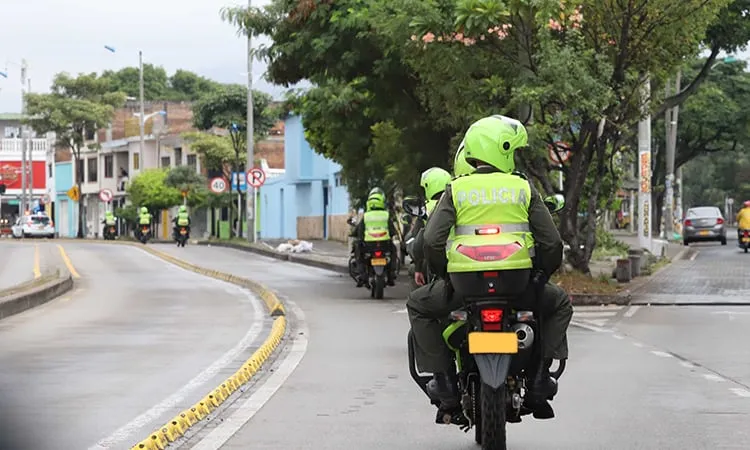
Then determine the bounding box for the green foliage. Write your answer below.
[126,169,182,211]
[182,131,235,176]
[164,166,210,208]
[101,65,222,101]
[191,84,276,140]
[115,204,139,226]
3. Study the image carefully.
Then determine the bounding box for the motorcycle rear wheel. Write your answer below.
[480,382,507,450]
[374,274,385,299]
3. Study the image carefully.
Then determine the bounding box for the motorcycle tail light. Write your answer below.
[744,231,750,237]
[481,308,503,331]
[374,251,382,257]
[457,243,521,261]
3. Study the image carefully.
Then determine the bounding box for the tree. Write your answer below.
[101,66,223,101]
[164,165,210,208]
[191,84,276,138]
[25,72,126,238]
[182,131,235,180]
[126,168,182,211]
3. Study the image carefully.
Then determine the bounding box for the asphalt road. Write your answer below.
[0,243,271,450]
[153,244,750,450]
[0,241,40,290]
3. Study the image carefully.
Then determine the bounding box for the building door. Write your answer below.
[322,183,329,239]
[59,199,69,237]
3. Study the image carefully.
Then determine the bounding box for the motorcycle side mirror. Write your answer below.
[543,194,565,214]
[402,197,426,218]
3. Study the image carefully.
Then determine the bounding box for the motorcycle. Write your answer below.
[739,229,750,253]
[138,224,151,244]
[346,215,396,299]
[176,226,189,247]
[404,193,566,450]
[103,224,117,241]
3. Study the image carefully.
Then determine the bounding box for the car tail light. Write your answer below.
[716,218,724,225]
[744,231,750,237]
[481,308,503,331]
[684,219,692,226]
[374,250,382,257]
[457,243,521,261]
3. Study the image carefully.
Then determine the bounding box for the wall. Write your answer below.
[53,163,76,237]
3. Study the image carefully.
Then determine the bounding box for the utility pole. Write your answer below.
[20,59,28,215]
[139,51,145,168]
[245,0,256,243]
[27,78,34,210]
[664,70,681,240]
[637,74,653,253]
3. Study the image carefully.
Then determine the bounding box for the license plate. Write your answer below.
[699,230,710,236]
[468,332,518,354]
[180,229,187,235]
[371,258,387,266]
[743,237,750,243]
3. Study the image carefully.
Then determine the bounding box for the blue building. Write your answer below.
[259,114,350,241]
[53,162,77,237]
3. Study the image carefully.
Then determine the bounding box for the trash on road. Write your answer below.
[276,240,314,253]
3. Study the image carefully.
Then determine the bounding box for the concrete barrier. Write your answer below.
[0,272,74,320]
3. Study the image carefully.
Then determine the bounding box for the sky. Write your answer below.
[0,0,290,113]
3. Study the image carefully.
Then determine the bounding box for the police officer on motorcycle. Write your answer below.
[137,207,152,238]
[352,188,398,288]
[172,205,191,238]
[411,167,452,287]
[408,115,573,420]
[102,211,117,238]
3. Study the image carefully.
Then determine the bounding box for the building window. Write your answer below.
[47,163,52,178]
[87,157,98,182]
[4,127,19,138]
[104,155,114,178]
[174,147,183,166]
[335,171,345,187]
[76,159,85,183]
[161,156,171,168]
[187,154,197,170]
[85,127,96,141]
[133,153,140,170]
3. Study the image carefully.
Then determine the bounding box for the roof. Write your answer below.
[0,113,24,121]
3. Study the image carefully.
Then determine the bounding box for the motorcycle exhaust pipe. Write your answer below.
[512,323,534,350]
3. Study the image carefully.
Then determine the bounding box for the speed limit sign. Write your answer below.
[209,177,228,193]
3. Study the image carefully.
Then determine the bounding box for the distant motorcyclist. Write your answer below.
[102,211,117,237]
[137,207,152,238]
[411,167,452,287]
[173,205,191,238]
[737,200,750,239]
[352,188,398,287]
[409,115,573,420]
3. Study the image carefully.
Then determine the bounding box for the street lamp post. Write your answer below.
[246,0,256,243]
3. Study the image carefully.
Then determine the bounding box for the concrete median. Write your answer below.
[0,271,74,320]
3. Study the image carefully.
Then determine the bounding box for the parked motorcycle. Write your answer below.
[176,226,189,247]
[103,225,117,241]
[405,193,566,450]
[739,229,750,253]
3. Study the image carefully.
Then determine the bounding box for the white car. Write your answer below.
[12,213,56,239]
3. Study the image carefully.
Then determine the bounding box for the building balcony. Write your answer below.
[0,138,49,159]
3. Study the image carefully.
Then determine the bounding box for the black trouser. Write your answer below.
[407,280,573,374]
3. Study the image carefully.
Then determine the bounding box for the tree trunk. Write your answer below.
[653,191,665,236]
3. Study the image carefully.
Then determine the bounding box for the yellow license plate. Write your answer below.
[371,258,387,266]
[699,230,710,236]
[468,332,518,354]
[743,237,750,243]
[180,229,187,235]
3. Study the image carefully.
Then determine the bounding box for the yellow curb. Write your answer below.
[121,243,288,449]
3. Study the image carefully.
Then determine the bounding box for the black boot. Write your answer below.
[426,372,459,410]
[526,359,557,419]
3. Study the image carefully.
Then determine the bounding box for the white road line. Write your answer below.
[680,361,696,369]
[624,305,640,318]
[191,300,309,450]
[703,374,724,382]
[393,308,408,314]
[612,334,625,340]
[729,388,750,398]
[88,285,264,449]
[574,311,619,318]
[689,251,699,261]
[570,320,612,333]
[651,350,673,358]
[579,318,612,327]
[632,342,644,348]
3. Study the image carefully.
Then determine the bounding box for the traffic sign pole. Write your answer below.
[246,168,266,243]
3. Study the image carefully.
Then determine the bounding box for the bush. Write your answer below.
[592,227,629,260]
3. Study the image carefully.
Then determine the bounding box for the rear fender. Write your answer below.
[474,354,512,389]
[373,265,385,276]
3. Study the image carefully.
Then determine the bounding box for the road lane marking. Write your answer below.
[56,244,80,278]
[569,320,612,333]
[190,299,309,450]
[632,342,644,348]
[680,361,696,369]
[689,251,699,261]
[729,388,750,398]
[393,308,407,314]
[574,311,618,318]
[703,374,724,382]
[624,305,640,318]
[650,350,673,358]
[89,285,265,449]
[33,244,41,278]
[612,334,625,339]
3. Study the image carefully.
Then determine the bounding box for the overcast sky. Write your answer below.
[0,0,288,113]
